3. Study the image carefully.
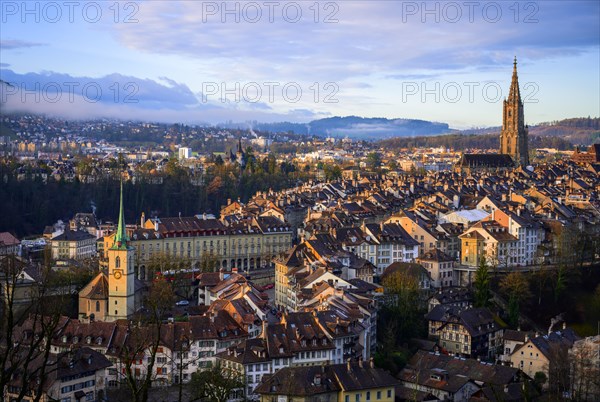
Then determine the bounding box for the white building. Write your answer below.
[178,147,192,159]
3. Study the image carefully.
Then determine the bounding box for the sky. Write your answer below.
[1,1,599,129]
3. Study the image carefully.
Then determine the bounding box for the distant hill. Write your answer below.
[457,118,600,146]
[378,132,574,152]
[377,117,599,151]
[0,121,17,139]
[219,116,451,139]
[307,116,450,139]
[529,117,599,145]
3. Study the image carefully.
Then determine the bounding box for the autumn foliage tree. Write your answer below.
[500,272,532,328]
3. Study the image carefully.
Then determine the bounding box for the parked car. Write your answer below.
[263,283,274,290]
[175,300,190,306]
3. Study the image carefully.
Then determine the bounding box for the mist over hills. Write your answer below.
[221,116,599,146]
[218,116,451,139]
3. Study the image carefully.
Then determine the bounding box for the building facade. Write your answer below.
[500,57,529,166]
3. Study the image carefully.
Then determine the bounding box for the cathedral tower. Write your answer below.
[500,57,529,166]
[107,182,136,321]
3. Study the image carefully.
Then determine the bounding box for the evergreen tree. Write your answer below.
[474,256,491,308]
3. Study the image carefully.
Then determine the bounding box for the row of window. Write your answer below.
[247,363,269,372]
[61,379,95,394]
[344,389,392,401]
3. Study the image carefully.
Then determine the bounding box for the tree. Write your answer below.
[0,254,72,402]
[500,272,531,297]
[366,152,382,171]
[531,269,552,306]
[553,265,568,303]
[120,278,174,402]
[545,342,571,397]
[323,164,342,181]
[381,268,424,345]
[533,371,547,391]
[207,176,223,196]
[190,362,245,402]
[198,252,221,273]
[507,295,520,328]
[569,337,600,401]
[473,256,491,308]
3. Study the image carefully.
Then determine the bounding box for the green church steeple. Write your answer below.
[112,181,129,249]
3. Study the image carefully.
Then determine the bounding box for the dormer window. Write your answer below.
[86,336,92,344]
[62,336,67,343]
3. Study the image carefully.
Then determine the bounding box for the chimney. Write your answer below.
[346,358,351,372]
[219,268,224,281]
[227,198,232,205]
[562,322,566,330]
[358,356,363,368]
[154,220,159,231]
[369,357,374,368]
[261,319,267,338]
[141,212,145,226]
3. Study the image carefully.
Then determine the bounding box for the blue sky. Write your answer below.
[1,1,599,128]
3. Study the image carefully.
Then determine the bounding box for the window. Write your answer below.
[95,301,100,312]
[387,390,392,398]
[377,391,381,399]
[345,396,350,402]
[356,394,361,402]
[366,391,371,400]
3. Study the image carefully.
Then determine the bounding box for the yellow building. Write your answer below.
[459,231,485,267]
[101,215,293,281]
[78,272,110,321]
[387,211,448,256]
[80,183,139,322]
[255,360,397,402]
[509,327,579,385]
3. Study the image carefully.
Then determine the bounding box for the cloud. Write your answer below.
[0,70,326,124]
[109,1,598,84]
[0,39,46,50]
[0,69,199,109]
